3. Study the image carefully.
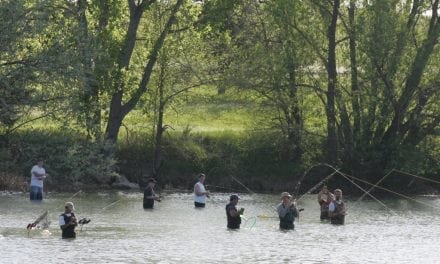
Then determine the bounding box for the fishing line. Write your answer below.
[393,169,440,185]
[230,176,254,194]
[343,173,440,211]
[241,215,257,229]
[318,164,394,213]
[296,171,338,201]
[357,170,394,202]
[338,172,397,215]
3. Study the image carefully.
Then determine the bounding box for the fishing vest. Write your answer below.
[279,206,298,230]
[226,203,241,229]
[60,213,76,238]
[330,201,345,225]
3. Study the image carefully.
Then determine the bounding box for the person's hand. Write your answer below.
[206,191,210,198]
[239,208,245,215]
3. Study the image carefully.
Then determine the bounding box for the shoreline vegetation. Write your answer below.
[1,128,438,197]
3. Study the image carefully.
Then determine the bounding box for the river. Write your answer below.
[0,191,439,263]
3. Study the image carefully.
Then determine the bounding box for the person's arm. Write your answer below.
[290,201,299,218]
[31,167,47,180]
[340,203,346,215]
[59,215,77,229]
[229,208,239,217]
[229,206,244,217]
[277,204,287,218]
[194,183,209,196]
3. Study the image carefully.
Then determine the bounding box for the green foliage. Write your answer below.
[0,130,118,189]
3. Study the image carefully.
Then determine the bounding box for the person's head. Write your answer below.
[230,194,239,205]
[321,185,328,193]
[198,173,206,183]
[334,189,342,200]
[281,192,292,204]
[37,158,44,167]
[147,178,157,187]
[65,202,75,213]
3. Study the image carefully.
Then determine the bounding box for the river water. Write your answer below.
[0,191,439,263]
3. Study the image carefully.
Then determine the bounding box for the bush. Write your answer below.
[0,130,118,190]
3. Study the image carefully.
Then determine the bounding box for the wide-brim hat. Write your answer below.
[65,202,75,210]
[280,192,292,198]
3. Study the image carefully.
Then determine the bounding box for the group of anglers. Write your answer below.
[143,173,347,230]
[29,160,346,238]
[317,185,346,225]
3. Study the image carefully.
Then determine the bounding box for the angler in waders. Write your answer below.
[143,178,161,209]
[226,194,244,229]
[318,185,335,221]
[329,189,346,225]
[277,192,299,230]
[59,202,78,239]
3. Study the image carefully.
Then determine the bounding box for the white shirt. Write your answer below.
[194,182,206,204]
[30,165,45,188]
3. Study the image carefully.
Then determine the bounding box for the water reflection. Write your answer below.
[0,191,439,263]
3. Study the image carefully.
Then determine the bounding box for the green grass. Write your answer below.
[124,86,271,134]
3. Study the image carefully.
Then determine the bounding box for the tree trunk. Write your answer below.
[324,0,340,165]
[105,0,184,142]
[348,0,360,142]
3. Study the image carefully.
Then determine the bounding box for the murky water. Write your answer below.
[1,191,439,263]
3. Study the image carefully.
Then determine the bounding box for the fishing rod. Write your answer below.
[78,197,125,232]
[27,210,49,237]
[26,190,84,236]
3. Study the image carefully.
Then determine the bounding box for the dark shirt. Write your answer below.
[143,186,155,209]
[226,203,241,229]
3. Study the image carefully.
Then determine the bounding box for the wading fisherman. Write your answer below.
[194,173,210,208]
[277,192,299,230]
[317,185,334,220]
[143,178,161,209]
[59,202,78,239]
[226,194,244,229]
[329,189,346,225]
[30,158,48,201]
